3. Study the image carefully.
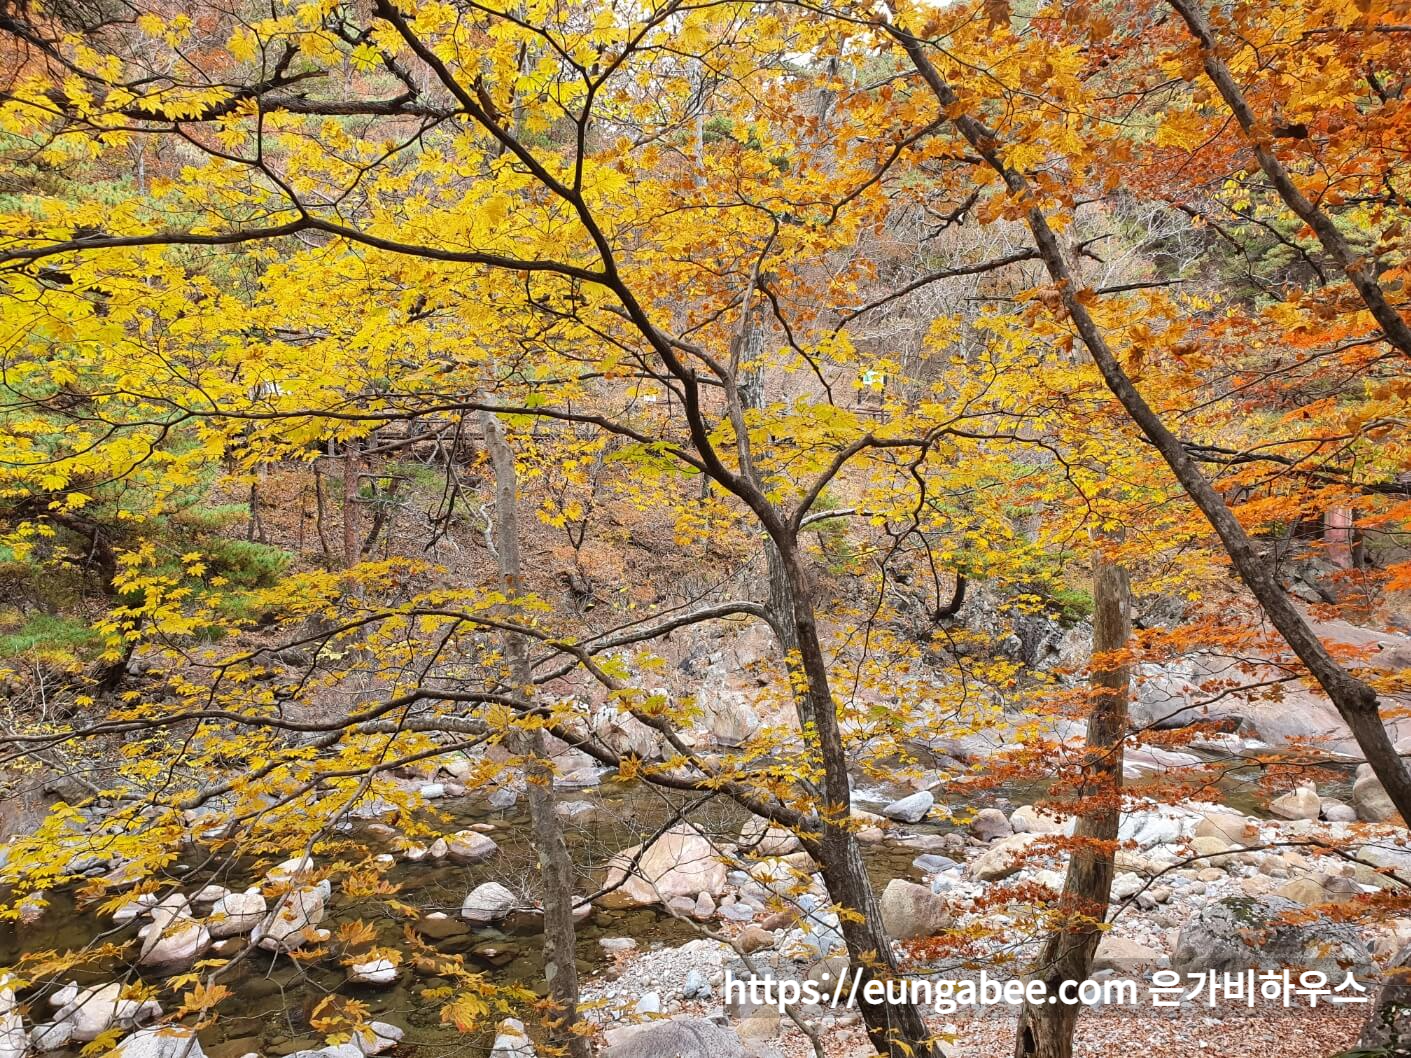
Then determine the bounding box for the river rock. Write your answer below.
[881,791,933,823]
[1009,805,1070,835]
[1271,785,1321,821]
[1320,798,1358,823]
[254,887,326,952]
[348,958,398,986]
[879,878,950,940]
[738,926,776,954]
[488,1018,535,1058]
[1354,764,1399,823]
[1,986,25,1058]
[208,890,267,938]
[353,1022,403,1056]
[444,830,500,865]
[968,832,1042,881]
[138,919,211,974]
[969,808,1013,842]
[109,1027,206,1058]
[699,691,760,747]
[602,824,726,908]
[739,817,800,856]
[1093,935,1163,973]
[1195,810,1256,844]
[43,982,158,1044]
[1171,895,1373,977]
[1118,807,1188,848]
[461,882,517,924]
[601,1017,746,1058]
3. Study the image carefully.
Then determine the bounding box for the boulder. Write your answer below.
[879,878,951,940]
[0,986,25,1058]
[968,808,1012,842]
[255,886,326,952]
[1093,935,1163,973]
[1195,810,1256,845]
[881,791,933,824]
[488,1019,535,1058]
[739,817,800,856]
[602,824,726,908]
[1009,805,1070,835]
[348,958,398,986]
[600,1017,746,1058]
[967,833,1042,881]
[1171,895,1373,977]
[207,891,267,938]
[460,882,517,924]
[1354,764,1399,823]
[1270,785,1321,821]
[1359,944,1411,1053]
[108,1027,206,1058]
[352,1022,402,1057]
[137,918,211,974]
[444,830,500,865]
[45,982,158,1043]
[699,692,760,747]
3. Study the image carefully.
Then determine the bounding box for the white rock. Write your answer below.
[208,891,267,938]
[1270,785,1321,821]
[488,1017,535,1058]
[460,882,517,924]
[108,1027,206,1058]
[348,958,398,986]
[255,886,326,952]
[602,825,726,908]
[0,986,25,1058]
[444,830,500,865]
[881,791,933,823]
[419,783,446,800]
[353,1022,403,1056]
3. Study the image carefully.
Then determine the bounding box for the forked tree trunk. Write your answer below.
[777,541,944,1058]
[1015,542,1131,1058]
[478,409,590,1058]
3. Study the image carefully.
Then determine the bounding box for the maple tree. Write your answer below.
[0,0,1408,1056]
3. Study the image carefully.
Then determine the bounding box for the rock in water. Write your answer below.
[879,879,951,940]
[444,830,500,865]
[1171,895,1373,977]
[207,890,267,938]
[109,1027,207,1058]
[488,1018,535,1058]
[255,886,326,952]
[348,958,399,986]
[460,882,517,924]
[0,985,26,1058]
[352,1022,404,1057]
[881,790,933,823]
[601,1017,746,1058]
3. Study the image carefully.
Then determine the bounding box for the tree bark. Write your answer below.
[777,540,944,1058]
[1015,541,1130,1058]
[478,409,590,1058]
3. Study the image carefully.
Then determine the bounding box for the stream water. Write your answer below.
[0,758,1355,1058]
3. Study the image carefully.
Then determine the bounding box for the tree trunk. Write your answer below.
[341,439,359,570]
[777,541,943,1058]
[1015,542,1130,1058]
[478,409,590,1058]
